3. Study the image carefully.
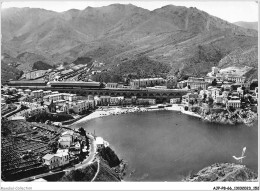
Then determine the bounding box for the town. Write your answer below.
[1,59,258,182]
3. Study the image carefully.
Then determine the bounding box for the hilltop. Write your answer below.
[1,4,258,82]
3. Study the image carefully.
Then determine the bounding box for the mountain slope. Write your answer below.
[1,4,258,81]
[234,21,258,31]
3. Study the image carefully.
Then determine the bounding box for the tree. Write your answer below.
[78,127,86,137]
[211,79,217,86]
[48,141,58,153]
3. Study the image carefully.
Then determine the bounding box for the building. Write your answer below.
[95,137,109,150]
[123,98,132,105]
[227,75,246,83]
[44,93,77,102]
[177,81,187,89]
[58,132,73,148]
[43,91,52,97]
[204,76,216,83]
[130,78,164,89]
[72,100,88,114]
[211,67,219,75]
[181,93,198,105]
[42,152,69,170]
[23,70,48,80]
[106,83,118,89]
[187,80,208,90]
[170,98,181,104]
[110,96,124,105]
[136,98,156,105]
[166,75,177,88]
[209,88,220,100]
[100,96,111,106]
[215,95,224,104]
[32,90,43,98]
[226,100,241,108]
[24,89,32,95]
[94,96,101,106]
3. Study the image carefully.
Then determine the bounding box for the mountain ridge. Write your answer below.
[1,4,258,81]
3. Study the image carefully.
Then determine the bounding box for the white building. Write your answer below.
[42,152,69,170]
[210,88,220,100]
[110,96,124,105]
[130,78,164,88]
[106,83,118,89]
[95,137,109,149]
[212,67,219,75]
[226,100,241,108]
[227,75,246,83]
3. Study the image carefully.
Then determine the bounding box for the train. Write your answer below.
[6,80,47,87]
[47,81,104,89]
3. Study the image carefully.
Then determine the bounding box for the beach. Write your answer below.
[72,104,184,125]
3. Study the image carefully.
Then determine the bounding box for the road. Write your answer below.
[3,103,21,118]
[15,132,98,182]
[74,134,97,169]
[91,159,100,182]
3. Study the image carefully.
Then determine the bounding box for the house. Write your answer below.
[72,100,88,114]
[95,137,109,150]
[42,152,69,169]
[181,93,198,105]
[58,132,73,148]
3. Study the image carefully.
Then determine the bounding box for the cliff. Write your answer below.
[184,163,258,182]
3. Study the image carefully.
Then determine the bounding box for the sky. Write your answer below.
[1,0,259,23]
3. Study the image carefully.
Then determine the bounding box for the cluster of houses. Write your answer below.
[172,67,258,111]
[42,131,108,170]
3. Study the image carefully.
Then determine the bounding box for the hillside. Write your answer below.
[184,163,258,182]
[234,21,258,31]
[1,4,258,81]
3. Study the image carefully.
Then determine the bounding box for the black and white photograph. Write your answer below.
[0,0,259,190]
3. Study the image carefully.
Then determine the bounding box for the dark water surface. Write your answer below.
[72,110,258,181]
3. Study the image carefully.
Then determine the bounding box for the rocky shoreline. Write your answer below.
[184,163,258,182]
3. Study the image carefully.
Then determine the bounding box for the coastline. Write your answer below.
[71,104,201,126]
